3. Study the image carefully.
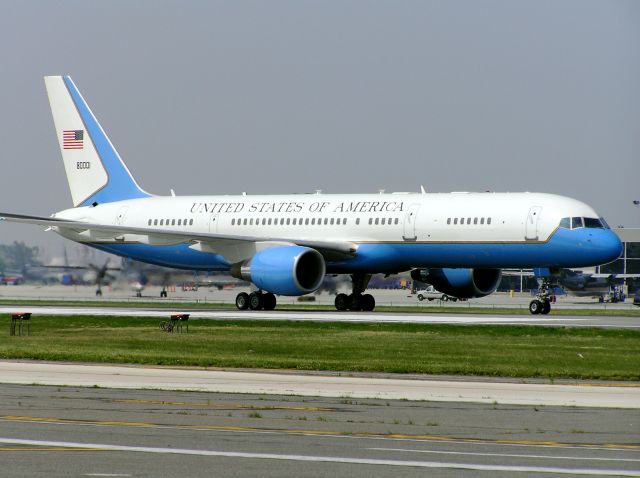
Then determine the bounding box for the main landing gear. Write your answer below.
[235,291,277,311]
[529,278,552,315]
[334,273,376,312]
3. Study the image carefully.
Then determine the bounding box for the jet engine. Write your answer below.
[411,268,502,299]
[230,246,325,296]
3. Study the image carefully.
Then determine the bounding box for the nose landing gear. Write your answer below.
[530,278,552,315]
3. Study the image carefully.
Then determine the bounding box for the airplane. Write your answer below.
[0,76,623,315]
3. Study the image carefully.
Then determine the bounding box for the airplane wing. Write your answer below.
[0,212,357,263]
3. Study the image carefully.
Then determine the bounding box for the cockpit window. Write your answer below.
[599,217,610,229]
[559,217,570,229]
[584,217,604,229]
[571,217,584,229]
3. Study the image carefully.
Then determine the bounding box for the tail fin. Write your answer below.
[44,76,150,207]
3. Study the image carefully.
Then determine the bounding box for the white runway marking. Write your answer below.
[1,438,638,476]
[367,447,640,462]
[1,361,638,408]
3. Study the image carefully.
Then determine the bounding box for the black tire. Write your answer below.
[428,298,434,301]
[441,295,448,302]
[349,294,362,311]
[451,298,458,302]
[418,294,424,301]
[541,301,551,315]
[529,300,542,315]
[335,293,349,311]
[249,292,263,310]
[263,293,277,311]
[361,294,375,312]
[236,292,250,310]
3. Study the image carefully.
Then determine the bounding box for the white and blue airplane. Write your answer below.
[0,76,623,314]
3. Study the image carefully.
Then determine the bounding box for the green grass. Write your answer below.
[1,315,639,380]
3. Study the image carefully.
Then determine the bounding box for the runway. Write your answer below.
[1,361,639,408]
[0,305,639,328]
[1,383,638,477]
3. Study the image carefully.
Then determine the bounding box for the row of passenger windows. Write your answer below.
[148,218,194,226]
[446,217,492,225]
[559,217,607,229]
[231,217,401,226]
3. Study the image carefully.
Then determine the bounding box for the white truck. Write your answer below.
[416,285,459,302]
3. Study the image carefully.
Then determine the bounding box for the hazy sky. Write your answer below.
[1,0,638,253]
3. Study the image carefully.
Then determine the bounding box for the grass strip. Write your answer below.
[1,315,639,380]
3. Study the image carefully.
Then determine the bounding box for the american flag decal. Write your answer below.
[63,130,84,150]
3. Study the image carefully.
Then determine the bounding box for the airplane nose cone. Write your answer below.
[596,230,623,264]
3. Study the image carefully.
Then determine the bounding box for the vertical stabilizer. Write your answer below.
[45,76,150,207]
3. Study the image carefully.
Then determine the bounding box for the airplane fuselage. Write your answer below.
[53,191,622,273]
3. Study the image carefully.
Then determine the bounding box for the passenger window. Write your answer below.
[324,218,328,225]
[189,219,194,225]
[559,217,570,228]
[305,218,309,225]
[147,219,152,226]
[369,218,373,225]
[330,218,334,225]
[381,218,385,225]
[160,219,164,226]
[487,218,492,225]
[395,218,399,225]
[474,218,478,225]
[454,218,458,225]
[571,217,583,229]
[480,218,485,225]
[375,218,379,225]
[447,218,451,225]
[467,218,471,225]
[170,219,174,226]
[356,218,360,225]
[177,219,181,226]
[292,218,297,225]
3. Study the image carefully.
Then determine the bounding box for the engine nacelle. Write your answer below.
[411,268,502,299]
[230,246,326,296]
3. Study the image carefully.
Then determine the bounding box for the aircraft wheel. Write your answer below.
[263,293,277,311]
[441,295,448,302]
[236,292,250,310]
[96,290,102,297]
[249,292,263,310]
[349,294,363,311]
[160,290,167,298]
[541,301,551,315]
[529,300,543,315]
[335,293,349,311]
[361,294,375,312]
[417,294,424,301]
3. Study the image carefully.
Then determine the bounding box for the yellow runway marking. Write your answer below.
[2,415,639,451]
[112,398,334,411]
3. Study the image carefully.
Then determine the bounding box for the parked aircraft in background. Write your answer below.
[0,76,623,314]
[534,268,636,303]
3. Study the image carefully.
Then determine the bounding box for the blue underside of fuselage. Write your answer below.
[88,228,622,273]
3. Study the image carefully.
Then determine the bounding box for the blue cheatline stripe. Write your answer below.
[63,76,150,206]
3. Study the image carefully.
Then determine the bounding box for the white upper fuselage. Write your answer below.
[55,191,597,245]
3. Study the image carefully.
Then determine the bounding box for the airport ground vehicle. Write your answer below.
[416,286,458,302]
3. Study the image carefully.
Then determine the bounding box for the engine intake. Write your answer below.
[231,246,326,296]
[411,268,502,299]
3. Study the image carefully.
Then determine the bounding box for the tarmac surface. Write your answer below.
[1,383,639,477]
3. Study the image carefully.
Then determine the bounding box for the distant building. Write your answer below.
[599,228,640,293]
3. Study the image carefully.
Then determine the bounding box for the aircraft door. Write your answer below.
[403,204,420,241]
[115,206,129,226]
[525,206,542,241]
[209,214,219,233]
